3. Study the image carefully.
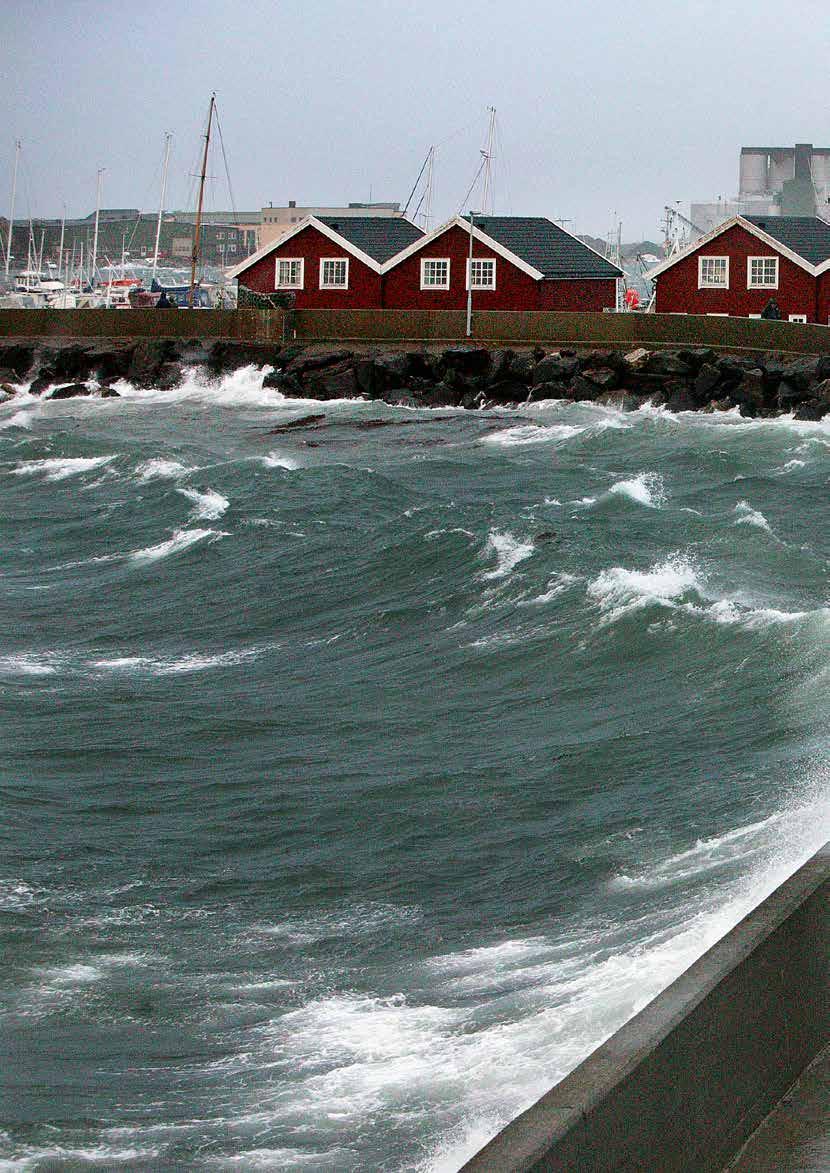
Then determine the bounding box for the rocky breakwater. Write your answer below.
[1,339,829,419]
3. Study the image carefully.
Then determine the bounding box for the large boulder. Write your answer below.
[413,380,464,407]
[285,349,352,377]
[48,382,93,400]
[354,352,411,398]
[127,340,179,387]
[263,369,304,396]
[438,347,491,378]
[487,379,530,405]
[693,362,722,402]
[793,399,828,421]
[777,378,810,409]
[301,359,361,400]
[527,380,565,403]
[507,350,537,382]
[579,367,619,391]
[578,349,626,373]
[207,341,281,374]
[779,355,820,390]
[533,352,578,384]
[643,351,693,377]
[729,369,766,417]
[0,345,35,378]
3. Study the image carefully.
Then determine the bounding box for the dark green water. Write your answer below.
[1,369,828,1171]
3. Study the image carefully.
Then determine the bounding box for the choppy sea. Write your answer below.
[1,366,828,1171]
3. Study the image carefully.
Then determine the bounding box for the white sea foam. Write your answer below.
[91,648,264,675]
[587,555,701,620]
[482,423,582,447]
[261,451,301,470]
[607,471,666,508]
[9,455,116,482]
[136,458,194,481]
[520,573,580,606]
[0,654,60,677]
[734,500,772,532]
[130,528,220,563]
[178,486,230,521]
[481,531,534,580]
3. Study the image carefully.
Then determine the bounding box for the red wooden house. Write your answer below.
[230,214,621,311]
[228,215,425,308]
[649,215,830,323]
[380,216,620,310]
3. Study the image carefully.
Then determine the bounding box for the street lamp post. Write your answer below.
[466,209,480,338]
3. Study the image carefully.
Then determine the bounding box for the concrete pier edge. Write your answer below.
[462,844,830,1172]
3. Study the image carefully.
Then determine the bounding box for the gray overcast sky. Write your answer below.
[2,0,827,240]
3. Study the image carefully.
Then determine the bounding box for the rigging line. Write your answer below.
[213,105,239,222]
[403,149,431,217]
[458,156,487,215]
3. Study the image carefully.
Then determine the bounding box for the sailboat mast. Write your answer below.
[152,132,172,281]
[4,139,20,279]
[90,167,104,288]
[481,106,496,216]
[189,94,215,308]
[57,205,66,282]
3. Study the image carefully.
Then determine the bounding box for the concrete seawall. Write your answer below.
[463,845,830,1173]
[1,308,829,355]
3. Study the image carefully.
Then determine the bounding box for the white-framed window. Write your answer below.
[319,257,349,289]
[788,314,807,323]
[466,257,496,290]
[747,256,779,289]
[420,258,450,290]
[698,256,729,288]
[275,258,304,289]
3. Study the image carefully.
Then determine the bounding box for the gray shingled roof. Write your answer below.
[467,216,622,279]
[744,215,830,265]
[319,216,424,263]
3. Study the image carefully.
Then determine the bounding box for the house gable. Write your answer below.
[652,220,818,320]
[235,222,383,308]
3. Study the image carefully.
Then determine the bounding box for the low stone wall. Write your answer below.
[0,308,276,341]
[462,845,830,1173]
[292,310,830,355]
[2,309,829,356]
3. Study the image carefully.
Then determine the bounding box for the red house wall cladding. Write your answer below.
[655,225,817,320]
[816,272,830,325]
[539,278,617,311]
[382,224,541,310]
[239,225,382,309]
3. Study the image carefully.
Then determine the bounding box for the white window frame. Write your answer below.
[788,314,807,323]
[420,257,451,290]
[747,255,779,289]
[319,257,349,290]
[275,257,304,290]
[466,257,496,290]
[698,255,729,289]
